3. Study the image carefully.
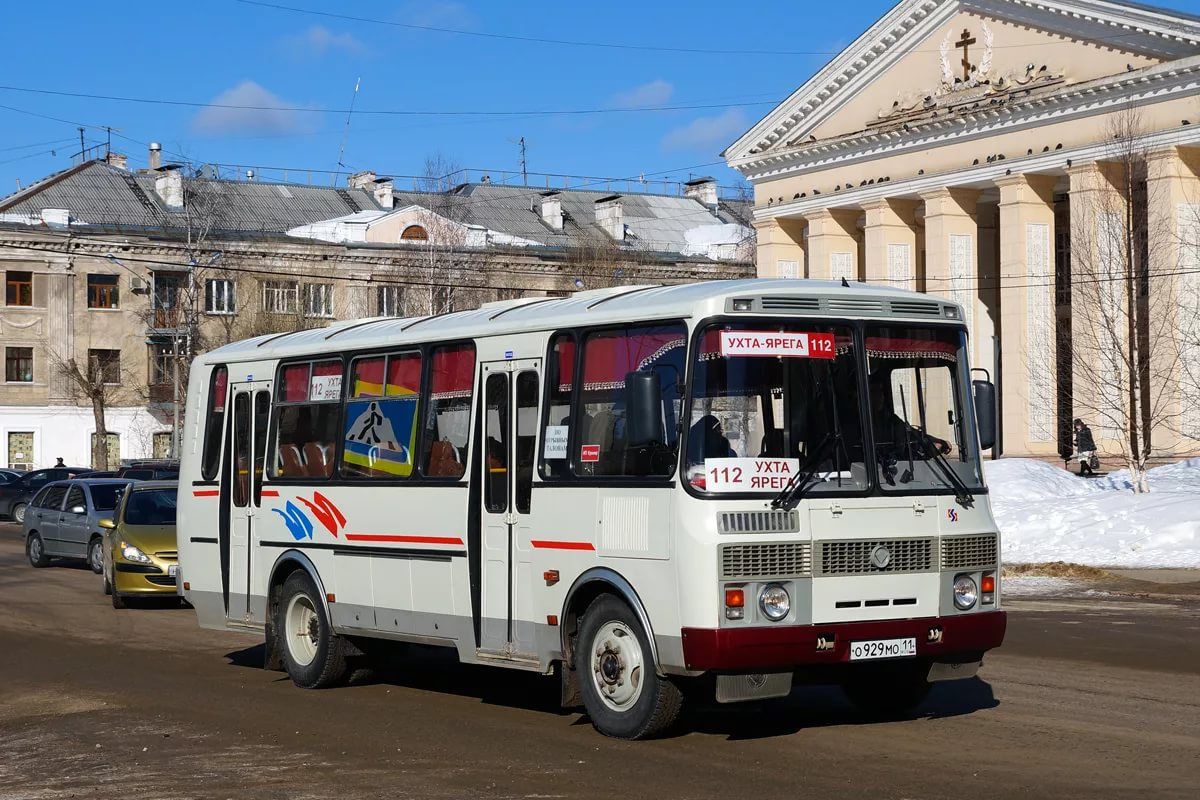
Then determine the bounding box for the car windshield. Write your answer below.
[865,324,984,493]
[685,322,868,495]
[88,484,125,511]
[123,488,177,525]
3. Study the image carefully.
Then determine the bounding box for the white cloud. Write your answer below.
[609,79,674,110]
[191,81,311,136]
[281,25,368,58]
[661,108,750,152]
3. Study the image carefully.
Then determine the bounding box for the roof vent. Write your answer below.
[541,191,563,230]
[595,195,624,241]
[154,167,184,211]
[684,176,719,209]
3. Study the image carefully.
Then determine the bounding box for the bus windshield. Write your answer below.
[685,322,868,495]
[865,324,983,493]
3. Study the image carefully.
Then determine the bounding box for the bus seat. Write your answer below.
[303,442,331,478]
[279,444,304,476]
[427,439,463,478]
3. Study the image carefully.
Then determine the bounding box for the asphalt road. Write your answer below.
[1,525,1198,800]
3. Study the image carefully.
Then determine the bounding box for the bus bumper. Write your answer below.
[679,610,1006,672]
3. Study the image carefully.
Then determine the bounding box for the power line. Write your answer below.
[0,83,779,118]
[237,0,1182,57]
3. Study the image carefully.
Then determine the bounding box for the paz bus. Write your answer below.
[178,279,1006,739]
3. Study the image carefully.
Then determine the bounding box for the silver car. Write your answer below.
[24,479,132,573]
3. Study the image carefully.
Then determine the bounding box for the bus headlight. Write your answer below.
[953,575,978,610]
[759,584,791,621]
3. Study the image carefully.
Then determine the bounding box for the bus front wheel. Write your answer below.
[277,571,348,689]
[577,594,682,739]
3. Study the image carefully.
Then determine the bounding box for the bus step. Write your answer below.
[475,649,543,671]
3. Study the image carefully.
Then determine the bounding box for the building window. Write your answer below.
[87,274,120,309]
[377,285,403,316]
[5,271,33,306]
[205,278,235,315]
[5,347,33,383]
[88,349,121,385]
[89,433,121,471]
[401,225,428,241]
[149,343,173,387]
[152,272,185,327]
[7,431,34,471]
[262,280,298,314]
[153,431,173,460]
[304,283,334,318]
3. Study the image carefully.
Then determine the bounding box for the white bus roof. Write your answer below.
[200,279,964,365]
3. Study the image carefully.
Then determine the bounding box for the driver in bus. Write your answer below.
[869,378,951,461]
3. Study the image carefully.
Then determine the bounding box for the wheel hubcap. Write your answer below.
[285,594,320,666]
[29,537,41,561]
[90,543,101,570]
[590,621,644,712]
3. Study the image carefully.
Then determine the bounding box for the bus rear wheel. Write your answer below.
[277,571,348,689]
[577,594,682,740]
[841,660,932,717]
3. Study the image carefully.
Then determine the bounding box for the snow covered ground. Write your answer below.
[984,458,1200,569]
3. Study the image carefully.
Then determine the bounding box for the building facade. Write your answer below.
[0,156,753,470]
[725,0,1200,459]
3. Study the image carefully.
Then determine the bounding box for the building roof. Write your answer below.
[201,279,961,364]
[0,160,753,261]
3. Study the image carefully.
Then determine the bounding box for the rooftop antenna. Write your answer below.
[519,136,528,185]
[332,77,361,187]
[77,127,85,163]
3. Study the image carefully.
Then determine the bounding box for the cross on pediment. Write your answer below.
[955,28,977,81]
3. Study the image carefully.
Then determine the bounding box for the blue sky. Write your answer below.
[1,0,1197,198]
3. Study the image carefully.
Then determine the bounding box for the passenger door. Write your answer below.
[477,358,541,658]
[225,381,272,623]
[59,485,90,558]
[30,484,69,554]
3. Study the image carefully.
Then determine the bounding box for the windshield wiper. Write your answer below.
[927,447,975,508]
[770,432,834,510]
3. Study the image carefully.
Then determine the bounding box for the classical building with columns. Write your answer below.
[725,0,1200,458]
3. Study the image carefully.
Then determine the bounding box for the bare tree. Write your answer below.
[50,349,130,470]
[1066,106,1198,491]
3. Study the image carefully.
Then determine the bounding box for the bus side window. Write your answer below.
[539,333,574,479]
[420,343,475,479]
[200,365,228,481]
[270,359,343,480]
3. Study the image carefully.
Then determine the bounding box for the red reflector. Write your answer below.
[981,576,995,593]
[325,593,336,603]
[543,569,560,586]
[725,588,745,608]
[546,615,558,626]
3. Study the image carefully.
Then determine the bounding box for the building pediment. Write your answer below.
[725,0,1200,170]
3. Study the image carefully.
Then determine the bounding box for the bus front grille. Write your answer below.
[940,535,998,570]
[818,538,934,575]
[721,543,812,580]
[718,510,800,534]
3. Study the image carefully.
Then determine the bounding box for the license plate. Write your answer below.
[167,564,179,578]
[849,637,916,661]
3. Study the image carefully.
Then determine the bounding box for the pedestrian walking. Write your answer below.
[1072,419,1097,476]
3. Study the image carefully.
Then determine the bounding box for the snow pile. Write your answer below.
[984,458,1200,569]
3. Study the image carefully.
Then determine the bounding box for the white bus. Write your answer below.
[178,279,1006,739]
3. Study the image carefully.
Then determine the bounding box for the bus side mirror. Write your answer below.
[625,371,665,449]
[973,379,997,451]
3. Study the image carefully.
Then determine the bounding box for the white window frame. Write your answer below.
[262,280,299,314]
[304,283,334,318]
[205,278,235,315]
[377,285,402,317]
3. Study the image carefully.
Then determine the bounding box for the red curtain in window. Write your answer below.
[352,357,386,398]
[212,367,228,412]
[386,353,422,397]
[281,364,309,402]
[553,338,575,393]
[430,345,475,399]
[313,360,342,376]
[865,336,957,362]
[581,330,685,390]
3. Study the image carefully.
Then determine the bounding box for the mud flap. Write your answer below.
[558,662,583,709]
[927,660,982,682]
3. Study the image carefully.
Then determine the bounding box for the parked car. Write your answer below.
[115,461,180,481]
[0,469,23,485]
[23,479,132,572]
[100,481,180,608]
[0,467,94,523]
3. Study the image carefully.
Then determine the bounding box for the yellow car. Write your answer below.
[100,481,180,608]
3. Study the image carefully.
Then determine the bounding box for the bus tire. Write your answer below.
[277,570,348,689]
[577,593,681,740]
[841,660,932,717]
[26,533,49,568]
